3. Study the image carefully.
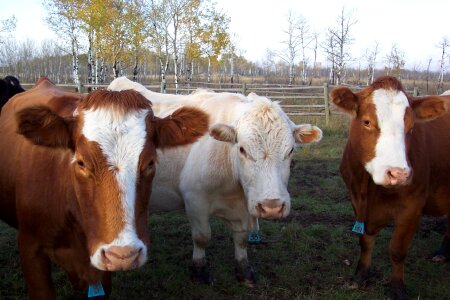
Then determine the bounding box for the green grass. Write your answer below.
[0,115,449,299]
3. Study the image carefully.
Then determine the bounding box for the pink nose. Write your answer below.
[256,200,286,219]
[102,246,142,271]
[385,167,411,186]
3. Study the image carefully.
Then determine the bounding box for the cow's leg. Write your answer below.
[232,229,257,287]
[432,217,450,262]
[388,212,421,300]
[346,233,376,289]
[185,201,213,285]
[18,232,56,300]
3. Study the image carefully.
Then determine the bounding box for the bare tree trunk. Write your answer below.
[426,58,432,94]
[230,55,234,83]
[289,63,294,85]
[133,53,139,81]
[71,36,81,92]
[437,38,448,94]
[207,57,212,83]
[87,31,95,84]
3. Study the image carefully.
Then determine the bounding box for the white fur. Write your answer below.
[82,107,149,269]
[107,77,321,266]
[365,89,411,184]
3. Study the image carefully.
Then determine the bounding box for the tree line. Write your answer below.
[0,2,449,94]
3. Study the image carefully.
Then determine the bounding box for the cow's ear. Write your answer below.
[330,87,359,116]
[293,124,322,144]
[152,106,209,149]
[16,105,75,149]
[209,124,237,144]
[412,96,448,122]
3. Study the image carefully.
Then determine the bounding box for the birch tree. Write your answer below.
[44,0,83,91]
[278,11,302,85]
[296,16,313,84]
[323,7,357,85]
[0,16,16,43]
[149,0,172,90]
[364,41,380,85]
[199,6,230,83]
[436,37,449,94]
[385,44,405,79]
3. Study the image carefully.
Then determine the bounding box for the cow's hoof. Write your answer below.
[344,277,361,290]
[235,260,257,288]
[431,254,448,263]
[191,259,214,286]
[388,284,409,300]
[344,268,375,290]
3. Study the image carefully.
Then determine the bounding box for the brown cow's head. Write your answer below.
[16,89,209,271]
[331,76,448,187]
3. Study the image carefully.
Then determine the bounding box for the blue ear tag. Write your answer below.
[88,282,105,298]
[352,221,365,234]
[248,229,262,244]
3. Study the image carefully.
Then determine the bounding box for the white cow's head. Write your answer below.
[210,93,322,219]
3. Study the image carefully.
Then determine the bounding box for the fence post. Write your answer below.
[323,83,330,126]
[242,83,247,95]
[413,87,419,96]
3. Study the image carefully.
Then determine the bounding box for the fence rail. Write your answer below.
[22,81,416,125]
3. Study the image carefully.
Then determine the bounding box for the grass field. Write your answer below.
[0,115,449,299]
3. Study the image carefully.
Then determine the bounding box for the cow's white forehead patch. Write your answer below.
[238,98,294,155]
[82,107,149,246]
[365,89,410,184]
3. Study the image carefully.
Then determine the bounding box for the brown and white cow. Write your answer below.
[331,76,450,299]
[108,77,323,286]
[0,78,209,299]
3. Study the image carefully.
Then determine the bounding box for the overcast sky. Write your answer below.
[1,0,449,70]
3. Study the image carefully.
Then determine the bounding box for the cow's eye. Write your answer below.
[363,119,371,128]
[75,159,90,177]
[289,147,294,155]
[239,147,246,156]
[77,160,85,169]
[239,146,256,161]
[148,160,155,170]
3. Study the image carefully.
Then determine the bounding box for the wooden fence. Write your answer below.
[21,81,419,125]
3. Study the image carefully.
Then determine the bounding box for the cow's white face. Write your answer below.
[82,106,150,271]
[210,97,322,219]
[364,89,412,185]
[331,76,448,188]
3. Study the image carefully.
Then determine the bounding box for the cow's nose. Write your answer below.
[102,246,142,271]
[256,200,285,219]
[385,167,411,186]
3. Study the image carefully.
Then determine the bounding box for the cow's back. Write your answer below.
[149,92,245,213]
[0,80,81,227]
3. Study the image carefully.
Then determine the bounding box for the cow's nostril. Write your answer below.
[256,203,266,213]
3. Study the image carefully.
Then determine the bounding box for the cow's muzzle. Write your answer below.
[256,199,286,219]
[101,246,143,271]
[383,167,412,186]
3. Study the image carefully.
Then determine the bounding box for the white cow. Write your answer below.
[108,77,322,285]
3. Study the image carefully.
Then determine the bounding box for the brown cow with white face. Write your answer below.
[0,78,209,299]
[331,76,450,299]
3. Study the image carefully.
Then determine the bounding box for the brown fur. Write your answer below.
[79,89,152,115]
[331,76,450,297]
[16,106,75,149]
[0,79,210,299]
[152,106,210,148]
